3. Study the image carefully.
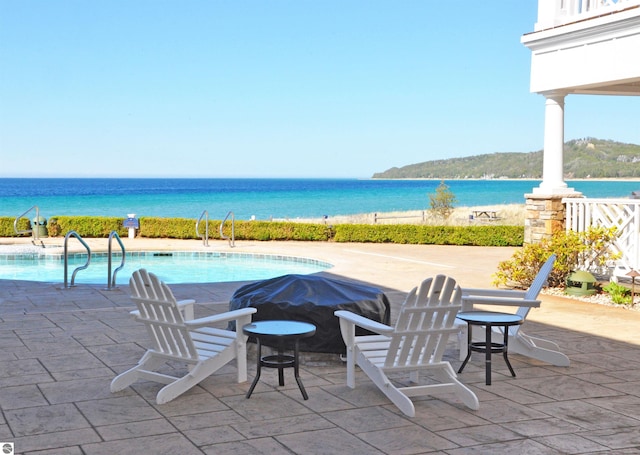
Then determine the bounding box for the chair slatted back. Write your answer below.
[385,275,461,368]
[511,254,557,333]
[129,269,198,360]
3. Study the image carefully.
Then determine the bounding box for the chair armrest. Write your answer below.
[186,300,226,306]
[185,308,257,328]
[462,295,541,308]
[462,288,526,299]
[177,299,196,320]
[334,310,393,335]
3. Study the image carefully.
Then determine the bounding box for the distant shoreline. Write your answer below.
[370,177,640,182]
[277,203,526,226]
[1,176,640,182]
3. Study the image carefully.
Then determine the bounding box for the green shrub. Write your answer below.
[602,281,632,305]
[493,226,620,289]
[139,217,196,239]
[0,217,31,237]
[223,221,332,241]
[429,180,457,220]
[138,219,333,242]
[333,224,523,246]
[48,216,128,238]
[47,217,62,237]
[1,215,523,246]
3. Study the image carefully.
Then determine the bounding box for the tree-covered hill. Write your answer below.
[372,138,640,179]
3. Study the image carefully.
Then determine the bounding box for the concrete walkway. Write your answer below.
[1,238,640,454]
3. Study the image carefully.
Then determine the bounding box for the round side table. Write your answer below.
[456,311,523,385]
[242,320,316,400]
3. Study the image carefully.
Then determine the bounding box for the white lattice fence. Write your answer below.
[564,197,640,278]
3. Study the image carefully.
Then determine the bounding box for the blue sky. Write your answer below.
[1,1,637,178]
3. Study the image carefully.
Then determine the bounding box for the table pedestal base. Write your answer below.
[243,321,316,400]
[456,311,523,386]
[458,325,516,385]
[246,338,309,400]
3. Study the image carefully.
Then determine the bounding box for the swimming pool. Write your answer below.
[0,251,333,285]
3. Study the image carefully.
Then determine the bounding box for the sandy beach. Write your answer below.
[276,203,526,226]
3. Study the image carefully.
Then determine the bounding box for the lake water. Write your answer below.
[1,178,636,220]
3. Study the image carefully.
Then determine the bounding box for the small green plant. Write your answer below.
[602,282,632,305]
[493,226,620,289]
[428,180,457,220]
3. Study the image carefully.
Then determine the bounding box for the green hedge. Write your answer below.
[333,224,523,246]
[139,218,333,241]
[0,216,523,246]
[138,217,199,239]
[47,216,129,238]
[1,216,130,238]
[0,217,30,237]
[229,221,333,241]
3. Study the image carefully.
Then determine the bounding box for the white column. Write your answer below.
[534,92,575,195]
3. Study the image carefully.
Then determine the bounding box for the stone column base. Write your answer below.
[524,192,583,244]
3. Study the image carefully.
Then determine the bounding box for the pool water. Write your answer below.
[0,251,332,285]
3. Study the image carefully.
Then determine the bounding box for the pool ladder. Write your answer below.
[63,230,125,289]
[196,210,210,246]
[107,231,126,290]
[63,231,91,288]
[13,205,44,247]
[220,211,235,247]
[195,210,235,247]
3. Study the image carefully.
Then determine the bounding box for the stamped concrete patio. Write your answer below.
[1,239,640,454]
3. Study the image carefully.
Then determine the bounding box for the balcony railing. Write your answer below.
[536,0,640,31]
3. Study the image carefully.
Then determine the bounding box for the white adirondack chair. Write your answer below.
[110,269,257,404]
[458,254,570,367]
[335,275,479,417]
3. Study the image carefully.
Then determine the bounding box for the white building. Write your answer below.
[521,0,640,242]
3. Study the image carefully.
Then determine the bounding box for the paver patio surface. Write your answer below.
[1,239,639,454]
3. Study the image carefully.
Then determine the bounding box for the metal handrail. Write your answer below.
[196,210,209,247]
[107,231,126,290]
[64,231,91,288]
[220,211,235,247]
[14,205,39,240]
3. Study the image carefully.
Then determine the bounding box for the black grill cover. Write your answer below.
[229,274,390,353]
